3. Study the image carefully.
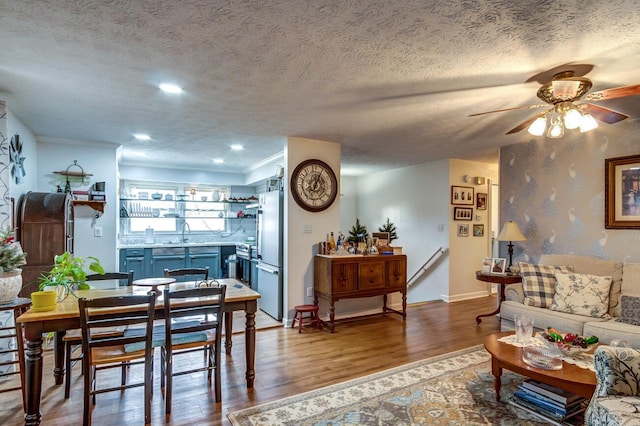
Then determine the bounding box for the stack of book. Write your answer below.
[508,379,587,425]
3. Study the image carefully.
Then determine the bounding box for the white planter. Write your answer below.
[0,269,23,304]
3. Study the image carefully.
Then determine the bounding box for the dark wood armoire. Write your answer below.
[16,192,73,296]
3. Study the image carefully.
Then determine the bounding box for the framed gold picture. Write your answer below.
[473,224,484,237]
[605,154,640,229]
[453,207,473,220]
[451,186,474,205]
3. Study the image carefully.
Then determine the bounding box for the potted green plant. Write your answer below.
[0,226,27,303]
[38,251,105,301]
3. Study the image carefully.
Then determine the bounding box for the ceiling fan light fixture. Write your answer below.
[527,116,547,136]
[551,79,580,99]
[547,117,564,138]
[580,113,598,133]
[564,106,583,129]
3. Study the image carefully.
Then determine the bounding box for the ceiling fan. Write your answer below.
[469,71,640,137]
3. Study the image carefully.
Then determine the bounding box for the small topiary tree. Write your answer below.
[347,218,369,243]
[378,218,398,243]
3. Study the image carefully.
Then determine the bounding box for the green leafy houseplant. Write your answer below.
[38,251,105,298]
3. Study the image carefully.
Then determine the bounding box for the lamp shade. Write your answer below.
[497,221,526,242]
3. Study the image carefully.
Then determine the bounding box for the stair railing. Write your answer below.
[407,246,447,287]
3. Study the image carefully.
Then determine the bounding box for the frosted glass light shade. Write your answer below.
[527,117,547,136]
[580,113,598,133]
[564,108,582,129]
[547,120,564,138]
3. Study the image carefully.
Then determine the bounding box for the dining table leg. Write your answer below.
[53,331,65,385]
[24,331,44,426]
[224,311,233,355]
[244,300,257,388]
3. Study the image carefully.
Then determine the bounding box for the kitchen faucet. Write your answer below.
[181,222,191,243]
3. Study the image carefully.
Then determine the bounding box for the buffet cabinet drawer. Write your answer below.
[358,261,386,289]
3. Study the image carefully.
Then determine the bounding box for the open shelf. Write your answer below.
[73,200,106,213]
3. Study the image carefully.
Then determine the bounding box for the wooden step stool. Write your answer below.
[292,304,322,333]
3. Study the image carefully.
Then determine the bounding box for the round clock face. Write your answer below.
[290,159,338,212]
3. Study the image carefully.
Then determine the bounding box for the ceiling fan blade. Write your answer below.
[584,84,640,101]
[469,104,547,117]
[505,115,540,135]
[582,103,629,124]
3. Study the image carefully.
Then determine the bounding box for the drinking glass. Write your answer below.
[515,315,534,344]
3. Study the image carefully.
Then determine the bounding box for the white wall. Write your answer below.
[285,137,341,322]
[7,110,39,198]
[37,138,120,271]
[354,160,451,306]
[448,159,499,301]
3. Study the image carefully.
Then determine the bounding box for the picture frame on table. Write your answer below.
[473,224,484,237]
[481,257,492,274]
[453,206,473,220]
[451,186,474,205]
[491,258,507,275]
[476,192,487,210]
[605,154,640,229]
[457,224,469,237]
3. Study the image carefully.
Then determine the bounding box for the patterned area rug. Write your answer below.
[227,345,556,425]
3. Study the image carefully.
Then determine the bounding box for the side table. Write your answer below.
[475,271,522,324]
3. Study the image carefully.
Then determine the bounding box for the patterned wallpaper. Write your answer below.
[0,101,9,228]
[500,119,640,264]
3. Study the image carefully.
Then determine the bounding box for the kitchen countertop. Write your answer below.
[118,242,241,249]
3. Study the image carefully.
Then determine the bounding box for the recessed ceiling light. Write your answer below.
[133,133,151,141]
[230,144,244,151]
[159,83,183,94]
[213,158,225,164]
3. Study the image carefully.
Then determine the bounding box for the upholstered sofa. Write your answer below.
[585,345,640,425]
[500,254,640,348]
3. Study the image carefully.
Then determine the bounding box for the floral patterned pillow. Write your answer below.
[551,272,612,318]
[617,295,640,326]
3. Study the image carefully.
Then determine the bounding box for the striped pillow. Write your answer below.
[519,262,574,308]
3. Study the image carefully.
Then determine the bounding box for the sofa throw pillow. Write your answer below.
[551,272,612,318]
[519,262,573,308]
[617,295,640,326]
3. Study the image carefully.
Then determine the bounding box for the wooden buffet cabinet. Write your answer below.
[314,254,407,332]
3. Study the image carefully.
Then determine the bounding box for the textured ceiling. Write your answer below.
[1,1,639,176]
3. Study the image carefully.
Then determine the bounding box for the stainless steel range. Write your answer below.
[235,243,252,286]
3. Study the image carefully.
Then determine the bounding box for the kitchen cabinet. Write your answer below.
[121,248,146,279]
[314,254,407,332]
[119,245,223,280]
[151,247,186,278]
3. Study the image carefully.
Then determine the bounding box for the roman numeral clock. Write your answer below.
[290,159,338,212]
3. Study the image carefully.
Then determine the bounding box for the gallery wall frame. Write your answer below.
[473,224,484,236]
[453,206,473,221]
[476,192,487,210]
[457,224,469,237]
[605,154,640,229]
[451,186,474,205]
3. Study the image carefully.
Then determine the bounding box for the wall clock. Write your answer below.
[290,159,338,212]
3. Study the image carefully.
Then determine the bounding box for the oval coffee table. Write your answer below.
[483,331,597,402]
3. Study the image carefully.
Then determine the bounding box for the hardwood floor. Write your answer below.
[0,296,501,426]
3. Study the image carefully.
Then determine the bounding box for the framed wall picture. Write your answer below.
[473,224,484,237]
[451,186,474,205]
[453,206,473,220]
[476,192,487,210]
[457,224,469,237]
[605,154,640,229]
[491,258,507,275]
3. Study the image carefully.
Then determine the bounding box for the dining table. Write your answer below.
[16,278,261,426]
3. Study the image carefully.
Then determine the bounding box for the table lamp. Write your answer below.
[497,221,526,271]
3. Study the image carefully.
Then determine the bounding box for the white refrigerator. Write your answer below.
[256,190,283,320]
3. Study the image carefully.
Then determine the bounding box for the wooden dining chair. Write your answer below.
[63,271,134,398]
[78,292,156,426]
[163,267,209,283]
[160,285,226,415]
